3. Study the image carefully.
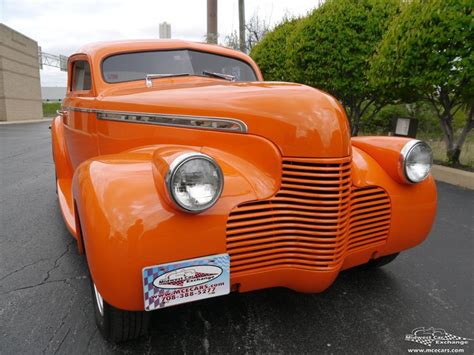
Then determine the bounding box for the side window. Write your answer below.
[71,60,92,91]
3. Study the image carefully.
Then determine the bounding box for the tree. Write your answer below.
[370,0,473,164]
[290,0,401,135]
[250,18,299,81]
[224,30,240,50]
[245,13,271,53]
[223,13,271,53]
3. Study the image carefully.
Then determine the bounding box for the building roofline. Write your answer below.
[0,23,38,44]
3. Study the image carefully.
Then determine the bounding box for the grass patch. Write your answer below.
[419,133,474,169]
[42,102,61,117]
[425,139,474,171]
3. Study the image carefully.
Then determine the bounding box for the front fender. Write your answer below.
[343,144,437,269]
[351,136,413,184]
[73,137,281,310]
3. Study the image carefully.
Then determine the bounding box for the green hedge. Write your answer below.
[250,18,299,82]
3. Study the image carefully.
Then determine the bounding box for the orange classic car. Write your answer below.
[51,40,437,342]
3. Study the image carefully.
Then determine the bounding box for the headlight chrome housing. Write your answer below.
[166,152,224,213]
[399,140,433,184]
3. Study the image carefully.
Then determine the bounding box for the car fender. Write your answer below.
[351,136,414,184]
[73,138,281,310]
[345,144,437,269]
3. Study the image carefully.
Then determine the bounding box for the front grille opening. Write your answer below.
[226,157,391,275]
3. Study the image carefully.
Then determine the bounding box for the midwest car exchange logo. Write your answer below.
[405,327,472,347]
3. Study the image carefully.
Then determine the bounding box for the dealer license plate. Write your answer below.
[142,253,230,311]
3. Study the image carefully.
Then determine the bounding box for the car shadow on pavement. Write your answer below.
[108,265,402,354]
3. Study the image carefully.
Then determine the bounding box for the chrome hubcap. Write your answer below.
[93,283,104,316]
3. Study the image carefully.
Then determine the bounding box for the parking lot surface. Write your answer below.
[1,122,473,354]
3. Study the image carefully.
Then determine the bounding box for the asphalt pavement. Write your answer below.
[1,121,473,354]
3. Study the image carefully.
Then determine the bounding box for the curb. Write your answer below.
[432,165,474,190]
[0,118,53,125]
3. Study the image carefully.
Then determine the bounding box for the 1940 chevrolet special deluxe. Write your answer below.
[51,40,437,342]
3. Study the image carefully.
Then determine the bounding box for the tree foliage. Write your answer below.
[244,0,472,165]
[245,14,271,53]
[223,30,240,51]
[290,0,400,135]
[250,18,299,82]
[224,13,271,53]
[370,0,473,164]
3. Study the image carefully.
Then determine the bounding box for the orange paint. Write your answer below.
[52,40,436,311]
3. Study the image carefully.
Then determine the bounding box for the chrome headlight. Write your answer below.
[166,152,224,213]
[399,140,433,183]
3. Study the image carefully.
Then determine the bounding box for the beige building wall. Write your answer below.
[0,24,42,121]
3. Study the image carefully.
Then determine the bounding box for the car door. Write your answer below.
[62,55,99,170]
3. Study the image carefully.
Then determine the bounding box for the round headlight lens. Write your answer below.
[167,153,223,212]
[400,141,433,183]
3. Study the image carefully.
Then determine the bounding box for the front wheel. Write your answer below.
[367,253,399,268]
[91,279,150,342]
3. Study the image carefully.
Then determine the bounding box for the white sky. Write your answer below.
[1,0,318,86]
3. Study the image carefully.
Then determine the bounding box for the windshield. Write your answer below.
[102,49,257,83]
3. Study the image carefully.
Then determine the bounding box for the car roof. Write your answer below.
[74,39,252,63]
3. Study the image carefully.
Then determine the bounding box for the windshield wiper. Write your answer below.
[145,73,190,87]
[145,71,235,87]
[202,70,235,82]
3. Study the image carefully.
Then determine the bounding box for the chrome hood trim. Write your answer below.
[63,107,248,133]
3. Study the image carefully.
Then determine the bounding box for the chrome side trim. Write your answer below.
[64,107,97,113]
[63,107,248,133]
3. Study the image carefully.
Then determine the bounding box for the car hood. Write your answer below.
[96,80,351,158]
